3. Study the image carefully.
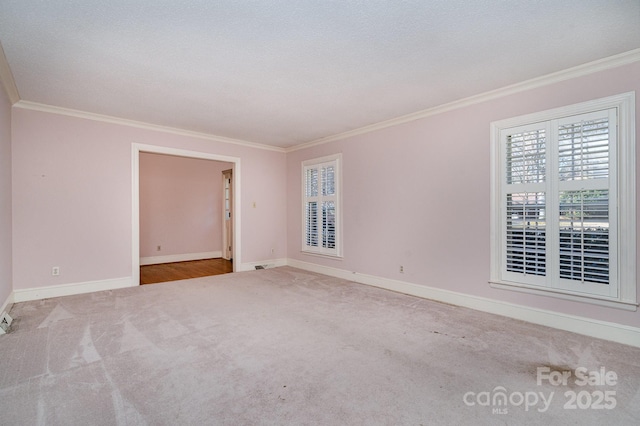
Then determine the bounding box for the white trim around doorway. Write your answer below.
[132,143,241,285]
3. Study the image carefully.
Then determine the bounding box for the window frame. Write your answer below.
[301,153,343,258]
[490,92,636,310]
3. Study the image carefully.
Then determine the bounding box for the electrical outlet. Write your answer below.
[52,266,60,276]
[399,265,404,273]
[271,247,275,254]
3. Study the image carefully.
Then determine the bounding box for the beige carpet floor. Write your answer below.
[1,267,639,425]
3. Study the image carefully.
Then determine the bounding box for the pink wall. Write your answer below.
[139,152,231,258]
[11,108,287,290]
[0,84,11,305]
[6,59,638,332]
[287,62,640,328]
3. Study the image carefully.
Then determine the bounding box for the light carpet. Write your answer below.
[0,267,639,425]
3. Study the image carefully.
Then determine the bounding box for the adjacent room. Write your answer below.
[0,1,639,424]
[138,152,234,284]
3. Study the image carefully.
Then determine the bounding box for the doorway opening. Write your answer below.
[132,144,241,286]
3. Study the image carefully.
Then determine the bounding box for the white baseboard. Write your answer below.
[8,256,282,303]
[287,259,640,348]
[238,258,288,272]
[13,277,134,303]
[7,258,639,347]
[140,251,222,266]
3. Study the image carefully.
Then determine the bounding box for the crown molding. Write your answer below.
[287,48,640,153]
[12,100,287,153]
[0,41,19,104]
[6,47,639,153]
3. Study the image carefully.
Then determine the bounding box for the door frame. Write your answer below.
[131,143,241,285]
[222,169,233,260]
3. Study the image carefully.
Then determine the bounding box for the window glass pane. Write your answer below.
[306,202,318,247]
[322,201,335,249]
[506,192,546,276]
[558,118,609,181]
[306,168,318,197]
[559,190,609,284]
[506,130,546,184]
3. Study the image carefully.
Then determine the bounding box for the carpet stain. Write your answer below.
[431,330,465,339]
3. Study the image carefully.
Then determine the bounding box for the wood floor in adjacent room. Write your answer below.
[140,258,233,284]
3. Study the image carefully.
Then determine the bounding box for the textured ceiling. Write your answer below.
[1,1,639,148]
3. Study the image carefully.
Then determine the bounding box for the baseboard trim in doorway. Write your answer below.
[140,251,222,266]
[286,258,640,348]
[13,277,133,303]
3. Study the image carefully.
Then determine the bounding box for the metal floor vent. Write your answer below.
[0,312,13,335]
[255,265,265,270]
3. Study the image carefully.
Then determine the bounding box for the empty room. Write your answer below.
[1,1,639,425]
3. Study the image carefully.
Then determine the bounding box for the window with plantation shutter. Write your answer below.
[302,154,342,257]
[491,93,636,308]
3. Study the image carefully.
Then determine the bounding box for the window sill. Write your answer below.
[300,250,344,261]
[489,280,638,311]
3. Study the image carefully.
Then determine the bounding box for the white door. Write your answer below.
[222,169,233,260]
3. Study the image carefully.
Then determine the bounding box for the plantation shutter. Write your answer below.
[555,109,616,295]
[492,93,635,306]
[500,108,618,297]
[502,124,549,286]
[303,157,339,256]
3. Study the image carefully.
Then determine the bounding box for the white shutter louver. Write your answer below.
[506,130,546,184]
[506,192,546,276]
[559,190,609,284]
[558,118,609,181]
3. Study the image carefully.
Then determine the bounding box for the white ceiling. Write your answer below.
[1,1,639,148]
